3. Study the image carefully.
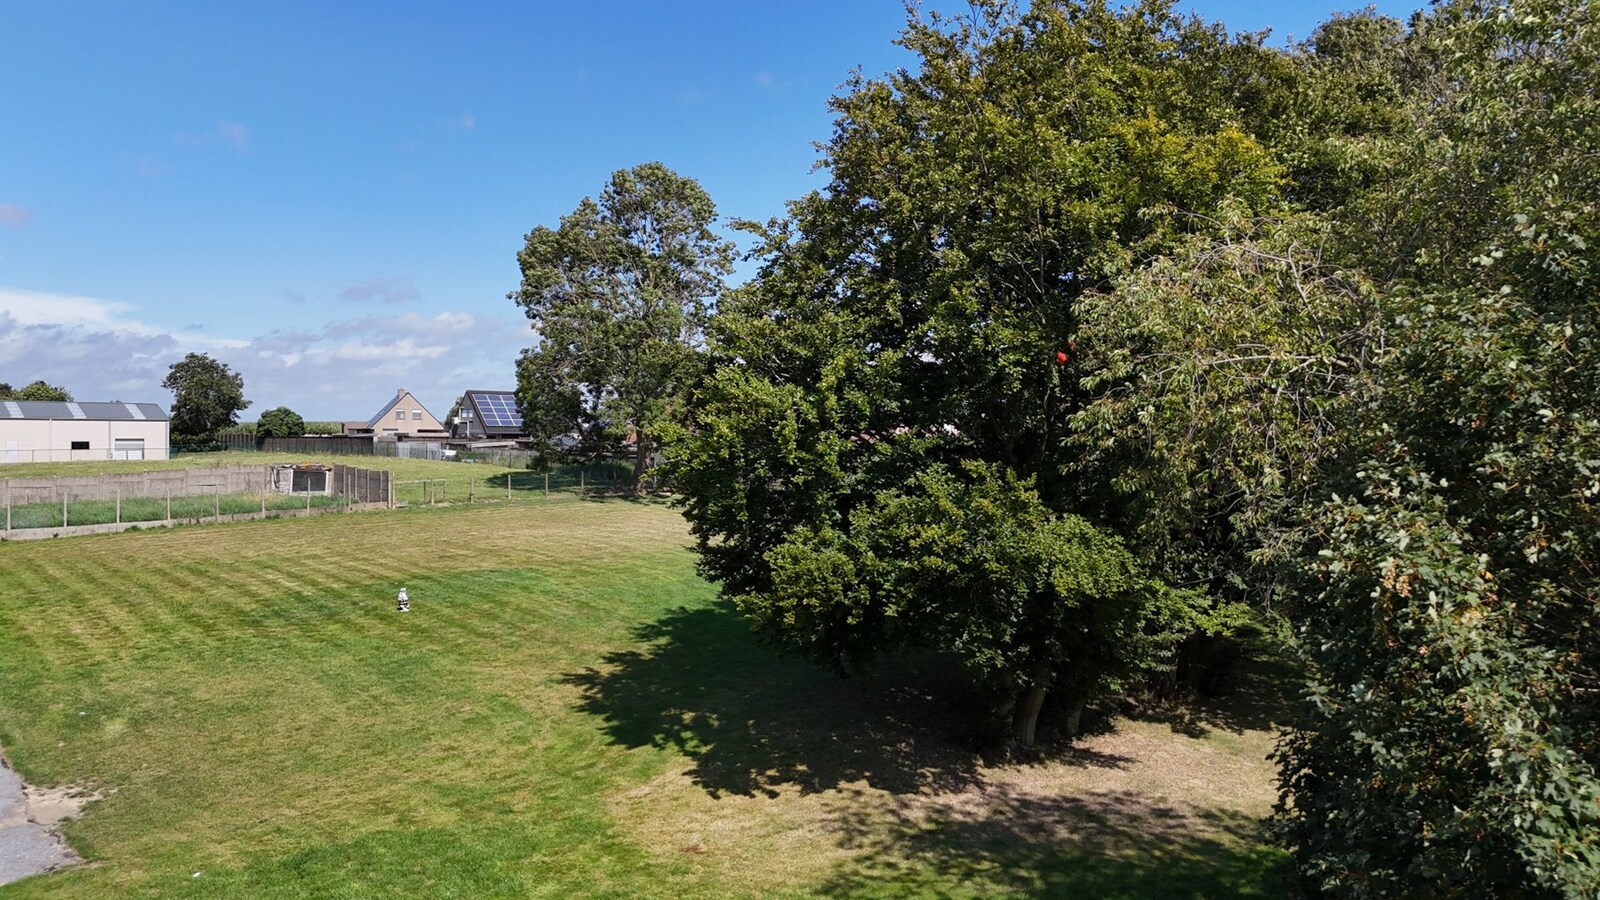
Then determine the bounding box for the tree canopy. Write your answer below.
[256,406,306,438]
[667,0,1598,893]
[667,0,1297,748]
[162,353,250,444]
[511,162,735,485]
[1268,1,1600,894]
[0,380,73,401]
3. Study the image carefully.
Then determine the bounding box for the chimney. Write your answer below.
[397,388,406,398]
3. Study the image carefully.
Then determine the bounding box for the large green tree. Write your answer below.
[162,353,250,444]
[667,0,1297,747]
[256,406,306,438]
[1270,1,1600,895]
[511,162,735,486]
[1069,210,1383,686]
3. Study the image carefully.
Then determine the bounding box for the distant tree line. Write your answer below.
[0,380,72,401]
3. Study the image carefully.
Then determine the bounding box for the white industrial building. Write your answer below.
[0,400,171,463]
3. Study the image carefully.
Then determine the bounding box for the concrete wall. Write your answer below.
[0,418,170,463]
[0,465,268,504]
[0,464,391,507]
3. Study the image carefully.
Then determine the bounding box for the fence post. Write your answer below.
[580,470,585,496]
[544,472,549,497]
[506,473,511,500]
[116,487,121,525]
[63,491,68,528]
[215,486,221,522]
[166,488,171,523]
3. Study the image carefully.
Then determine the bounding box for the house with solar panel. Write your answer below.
[346,389,449,438]
[0,400,171,463]
[449,390,527,442]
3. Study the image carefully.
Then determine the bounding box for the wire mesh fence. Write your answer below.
[3,491,348,529]
[387,460,640,506]
[1,464,390,537]
[0,460,651,539]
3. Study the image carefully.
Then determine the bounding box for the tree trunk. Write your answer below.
[1011,682,1048,749]
[631,432,652,493]
[1061,694,1088,739]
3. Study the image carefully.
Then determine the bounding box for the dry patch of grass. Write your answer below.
[567,602,1285,898]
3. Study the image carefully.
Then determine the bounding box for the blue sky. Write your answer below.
[1,1,1418,422]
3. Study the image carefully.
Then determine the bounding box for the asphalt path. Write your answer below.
[0,755,77,886]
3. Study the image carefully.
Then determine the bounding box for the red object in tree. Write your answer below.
[1055,351,1069,365]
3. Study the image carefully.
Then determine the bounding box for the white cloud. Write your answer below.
[0,203,32,229]
[332,338,450,361]
[214,120,251,150]
[339,274,420,304]
[0,286,154,333]
[458,111,476,130]
[752,71,793,91]
[133,154,174,179]
[177,121,251,153]
[0,285,530,420]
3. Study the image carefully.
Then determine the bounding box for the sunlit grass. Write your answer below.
[0,500,1285,897]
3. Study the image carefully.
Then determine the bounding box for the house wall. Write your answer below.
[0,419,171,463]
[375,391,447,438]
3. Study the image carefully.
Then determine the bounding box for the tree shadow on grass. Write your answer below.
[566,602,1284,896]
[1123,628,1301,740]
[564,602,1002,798]
[821,783,1285,898]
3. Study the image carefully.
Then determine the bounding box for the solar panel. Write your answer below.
[471,392,523,429]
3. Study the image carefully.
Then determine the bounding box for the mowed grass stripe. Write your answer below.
[0,494,1285,898]
[0,499,723,898]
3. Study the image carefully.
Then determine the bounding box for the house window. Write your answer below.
[411,409,422,420]
[70,440,90,450]
[395,410,405,420]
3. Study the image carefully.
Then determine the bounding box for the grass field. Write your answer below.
[0,495,1285,897]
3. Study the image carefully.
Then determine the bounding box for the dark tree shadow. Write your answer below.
[1123,628,1302,740]
[563,602,1026,798]
[567,602,1286,896]
[821,783,1285,898]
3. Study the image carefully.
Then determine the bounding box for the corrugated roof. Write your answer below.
[0,401,169,421]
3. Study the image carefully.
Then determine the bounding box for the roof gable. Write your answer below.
[365,390,442,430]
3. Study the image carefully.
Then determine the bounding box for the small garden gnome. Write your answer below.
[397,586,410,613]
